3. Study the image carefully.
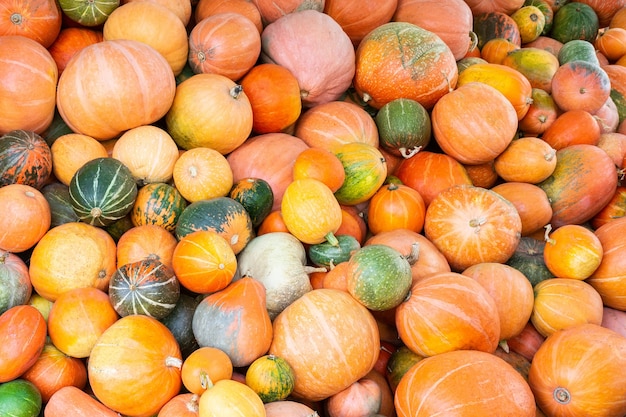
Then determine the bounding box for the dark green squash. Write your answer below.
[375,98,432,159]
[0,379,42,417]
[41,109,73,147]
[550,1,599,43]
[131,182,188,233]
[308,234,361,268]
[69,157,138,227]
[41,182,80,228]
[229,177,274,228]
[473,11,522,50]
[506,237,553,287]
[0,130,52,189]
[159,293,201,358]
[108,258,180,319]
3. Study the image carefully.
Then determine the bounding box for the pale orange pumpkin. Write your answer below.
[194,0,262,32]
[51,133,109,186]
[121,0,192,26]
[198,379,265,417]
[172,147,233,202]
[0,184,51,253]
[490,182,553,237]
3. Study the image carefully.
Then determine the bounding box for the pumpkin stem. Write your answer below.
[165,356,183,370]
[188,394,200,412]
[543,224,555,245]
[399,146,422,159]
[499,339,510,353]
[553,387,571,405]
[362,92,372,103]
[304,265,329,274]
[404,242,420,266]
[230,84,244,100]
[544,149,556,162]
[325,232,339,247]
[0,252,7,264]
[467,31,479,55]
[200,370,214,390]
[469,216,487,231]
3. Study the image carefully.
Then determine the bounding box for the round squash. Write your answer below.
[181,346,233,396]
[0,379,42,417]
[0,130,52,189]
[47,27,104,76]
[57,0,119,26]
[172,146,233,203]
[375,98,432,158]
[0,184,50,253]
[198,379,265,417]
[50,133,109,186]
[130,183,187,234]
[245,354,295,403]
[324,0,398,47]
[0,252,31,315]
[332,142,387,206]
[543,224,604,280]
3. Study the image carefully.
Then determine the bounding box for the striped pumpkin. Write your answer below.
[69,157,138,227]
[131,182,187,233]
[0,130,52,189]
[108,259,180,319]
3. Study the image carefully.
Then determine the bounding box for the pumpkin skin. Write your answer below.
[264,400,318,417]
[47,27,104,76]
[542,109,602,150]
[0,130,52,189]
[395,272,501,357]
[157,393,200,417]
[0,305,47,383]
[511,5,546,43]
[550,1,600,44]
[252,0,324,25]
[494,137,557,184]
[332,142,388,206]
[172,146,234,203]
[538,144,618,228]
[324,0,398,47]
[56,39,176,140]
[50,133,109,187]
[0,183,51,253]
[292,147,346,193]
[605,64,626,124]
[501,47,560,93]
[528,324,626,417]
[0,35,58,135]
[47,287,119,358]
[480,37,520,64]
[395,350,535,417]
[354,21,458,110]
[595,27,626,62]
[308,234,361,268]
[431,82,519,165]
[375,98,432,158]
[0,0,62,48]
[367,183,426,235]
[116,224,178,269]
[45,385,119,417]
[194,0,262,33]
[165,73,253,154]
[192,277,273,368]
[130,183,187,233]
[491,182,553,236]
[506,236,554,287]
[260,9,355,107]
[424,185,522,272]
[550,60,611,114]
[57,0,119,26]
[229,177,274,228]
[121,0,192,26]
[269,289,380,402]
[518,88,559,136]
[591,185,626,229]
[0,252,31,315]
[543,224,603,280]
[473,11,522,50]
[326,378,382,417]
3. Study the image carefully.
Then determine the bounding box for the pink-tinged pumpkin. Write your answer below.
[45,386,120,417]
[56,39,176,141]
[324,0,397,48]
[269,288,380,402]
[551,60,611,114]
[393,0,475,60]
[431,82,518,165]
[602,306,626,337]
[252,0,324,25]
[260,9,355,107]
[0,35,58,135]
[354,21,458,110]
[465,0,525,15]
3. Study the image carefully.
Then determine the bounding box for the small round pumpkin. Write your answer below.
[198,379,265,417]
[0,129,52,189]
[181,346,233,396]
[130,183,188,234]
[0,184,51,253]
[375,97,432,158]
[292,147,346,193]
[50,133,109,186]
[367,182,426,235]
[550,60,611,114]
[0,0,62,48]
[494,136,557,184]
[542,224,604,280]
[332,142,388,206]
[245,354,296,403]
[172,147,233,203]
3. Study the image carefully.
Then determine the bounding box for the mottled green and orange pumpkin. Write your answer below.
[245,354,295,403]
[0,130,52,189]
[130,182,187,233]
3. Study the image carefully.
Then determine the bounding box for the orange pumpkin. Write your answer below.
[181,346,233,396]
[264,400,318,417]
[252,0,324,25]
[47,287,119,358]
[188,12,261,81]
[0,183,51,253]
[122,0,192,26]
[543,224,604,280]
[88,315,183,417]
[158,393,200,417]
[116,224,178,269]
[324,0,397,47]
[506,321,546,362]
[0,305,47,383]
[594,96,620,134]
[269,288,380,402]
[194,0,262,33]
[292,147,346,193]
[336,205,368,245]
[0,35,58,135]
[257,210,289,235]
[326,378,382,417]
[517,88,560,136]
[480,37,520,64]
[103,1,189,75]
[591,185,626,229]
[47,27,103,76]
[29,222,117,301]
[494,136,557,184]
[424,185,522,271]
[528,324,626,417]
[541,109,602,150]
[51,133,109,186]
[367,183,426,235]
[595,27,626,62]
[0,0,62,47]
[490,182,553,236]
[395,272,501,356]
[172,147,233,202]
[464,0,525,15]
[45,386,120,417]
[550,60,611,113]
[463,160,499,188]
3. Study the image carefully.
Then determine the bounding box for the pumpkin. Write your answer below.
[374,98,432,158]
[20,343,87,403]
[501,47,560,93]
[594,96,621,133]
[260,9,355,107]
[591,185,626,229]
[245,354,295,403]
[386,345,425,393]
[56,39,176,140]
[41,182,80,227]
[528,324,626,417]
[0,379,42,417]
[252,0,324,25]
[506,236,554,287]
[518,88,559,136]
[480,38,520,64]
[57,0,119,26]
[0,305,47,383]
[0,0,62,48]
[507,321,546,362]
[172,146,233,203]
[0,183,51,253]
[473,11,522,50]
[229,177,274,228]
[194,0,262,32]
[491,182,553,236]
[544,109,602,150]
[550,60,611,114]
[542,224,603,280]
[0,130,52,189]
[159,294,201,358]
[269,288,380,402]
[463,160,499,188]
[394,150,472,207]
[192,277,273,368]
[227,133,309,212]
[103,1,188,75]
[602,306,626,337]
[69,157,138,227]
[395,350,535,417]
[116,224,177,270]
[112,125,180,186]
[396,272,501,356]
[264,400,318,417]
[181,346,233,396]
[239,63,302,134]
[326,378,382,417]
[158,393,200,417]
[308,234,361,268]
[50,133,109,186]
[165,73,252,154]
[130,183,187,233]
[595,27,626,62]
[512,5,546,43]
[354,21,458,110]
[0,35,57,135]
[494,137,557,184]
[366,183,426,235]
[198,379,265,417]
[47,27,103,76]
[29,221,117,301]
[549,1,600,43]
[605,64,626,124]
[47,287,119,358]
[332,142,387,206]
[292,147,346,193]
[532,278,604,337]
[0,251,31,315]
[171,230,237,294]
[175,196,254,255]
[336,205,368,245]
[281,178,342,245]
[45,386,119,417]
[465,0,525,15]
[424,185,522,272]
[538,144,618,228]
[525,34,564,56]
[324,0,398,47]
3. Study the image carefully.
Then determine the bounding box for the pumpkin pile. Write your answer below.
[3,0,626,416]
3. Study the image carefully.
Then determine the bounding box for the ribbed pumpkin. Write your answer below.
[130,182,187,233]
[172,147,233,203]
[69,157,138,227]
[367,182,426,235]
[108,259,180,319]
[0,35,58,135]
[0,379,42,417]
[0,130,52,189]
[57,0,119,26]
[473,11,522,49]
[0,183,51,253]
[194,0,262,32]
[324,0,398,47]
[50,133,109,186]
[198,379,265,417]
[56,39,176,140]
[333,142,387,206]
[491,182,553,237]
[0,0,62,48]
[551,60,611,114]
[354,21,458,110]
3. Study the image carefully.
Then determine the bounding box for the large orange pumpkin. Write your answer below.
[88,315,183,417]
[0,35,58,135]
[493,136,557,184]
[541,109,602,149]
[0,0,62,47]
[354,21,458,110]
[324,0,397,47]
[56,39,176,140]
[194,0,262,32]
[550,60,611,114]
[0,184,51,253]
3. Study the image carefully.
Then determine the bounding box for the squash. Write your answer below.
[501,47,560,93]
[518,88,559,136]
[192,277,273,368]
[50,133,109,187]
[88,315,183,417]
[333,142,387,206]
[543,224,603,280]
[252,0,324,25]
[605,64,626,124]
[549,1,600,43]
[292,147,346,193]
[375,98,432,159]
[194,0,262,32]
[0,305,47,383]
[367,182,426,235]
[236,232,317,319]
[0,184,51,253]
[494,137,557,184]
[45,386,119,417]
[172,146,233,203]
[69,157,138,227]
[506,236,554,287]
[506,321,546,362]
[550,60,611,114]
[308,234,361,268]
[354,21,458,110]
[56,39,176,140]
[0,35,57,135]
[326,378,382,417]
[558,39,600,65]
[0,379,42,417]
[157,393,200,417]
[260,9,355,107]
[159,294,201,358]
[47,287,119,359]
[264,400,318,417]
[0,251,31,315]
[324,0,398,48]
[116,224,177,269]
[473,11,522,49]
[595,27,626,62]
[269,288,380,402]
[228,178,274,228]
[198,379,265,417]
[41,182,80,227]
[490,182,553,237]
[130,182,187,233]
[245,354,296,403]
[47,27,104,76]
[0,130,52,189]
[395,350,535,417]
[181,346,233,395]
[591,185,626,229]
[57,0,119,26]
[0,0,62,48]
[511,5,546,43]
[528,324,626,417]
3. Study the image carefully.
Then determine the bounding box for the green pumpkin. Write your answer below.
[41,182,80,228]
[558,39,600,65]
[57,0,120,27]
[69,157,138,227]
[550,2,599,44]
[245,354,296,403]
[229,177,274,228]
[375,98,432,159]
[0,379,42,417]
[506,237,553,287]
[308,234,361,268]
[333,142,387,206]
